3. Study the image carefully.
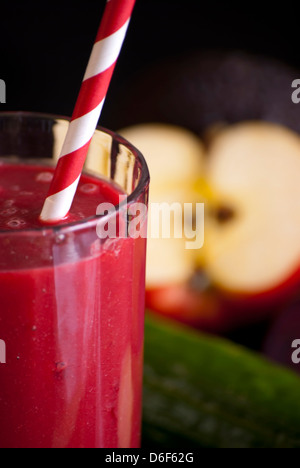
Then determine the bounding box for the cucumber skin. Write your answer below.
[142,313,300,448]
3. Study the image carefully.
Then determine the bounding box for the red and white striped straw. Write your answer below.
[40,0,136,223]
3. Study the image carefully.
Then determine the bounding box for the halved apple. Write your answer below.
[203,121,300,303]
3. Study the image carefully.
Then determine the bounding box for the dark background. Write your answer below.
[0,0,300,129]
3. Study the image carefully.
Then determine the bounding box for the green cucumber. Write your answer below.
[142,313,300,448]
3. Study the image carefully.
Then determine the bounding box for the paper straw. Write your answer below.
[40,0,136,223]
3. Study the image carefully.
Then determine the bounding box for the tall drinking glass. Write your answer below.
[0,112,150,448]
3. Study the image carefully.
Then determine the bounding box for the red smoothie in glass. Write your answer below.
[0,162,146,448]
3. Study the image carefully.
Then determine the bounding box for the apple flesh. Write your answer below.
[203,121,300,298]
[192,121,300,331]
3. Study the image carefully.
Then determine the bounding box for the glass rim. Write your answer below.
[0,111,150,236]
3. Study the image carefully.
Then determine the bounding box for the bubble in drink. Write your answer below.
[0,208,17,216]
[36,172,53,183]
[55,234,66,244]
[6,218,26,229]
[3,200,15,208]
[80,183,98,194]
[20,191,33,197]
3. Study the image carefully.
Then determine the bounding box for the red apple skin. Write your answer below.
[146,266,300,333]
[146,285,224,332]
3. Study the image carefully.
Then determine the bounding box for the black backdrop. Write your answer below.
[0,0,299,128]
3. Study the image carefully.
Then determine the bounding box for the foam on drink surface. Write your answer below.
[0,162,122,231]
